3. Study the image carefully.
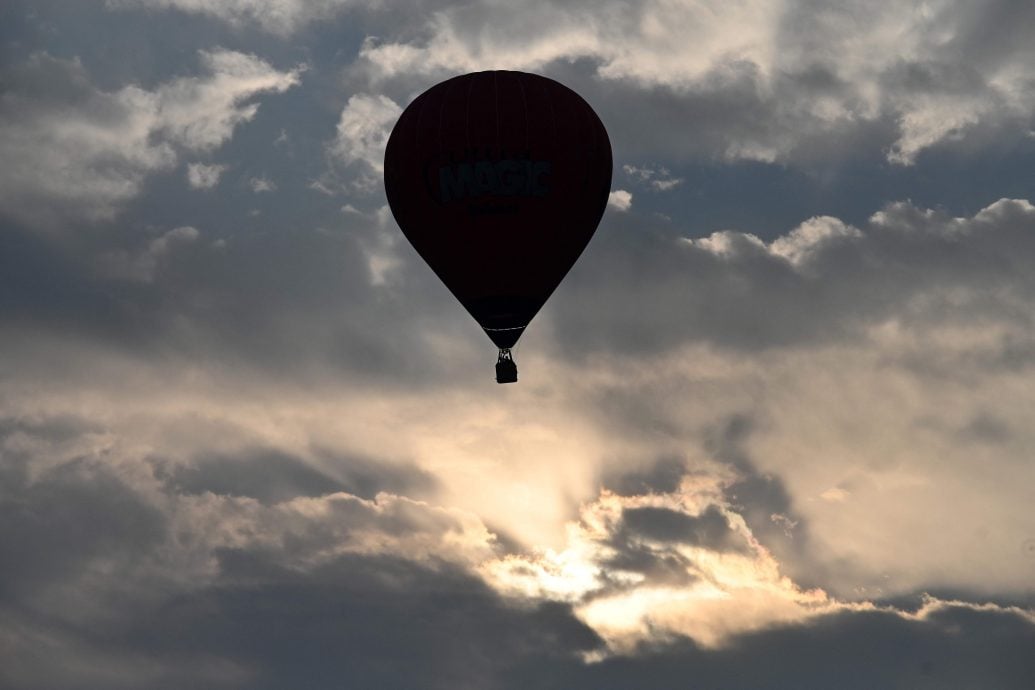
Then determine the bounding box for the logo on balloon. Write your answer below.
[438,159,552,204]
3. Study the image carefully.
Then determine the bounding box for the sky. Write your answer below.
[2,1,1035,687]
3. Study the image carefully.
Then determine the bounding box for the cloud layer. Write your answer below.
[356,0,1035,165]
[0,50,300,228]
[2,2,1035,687]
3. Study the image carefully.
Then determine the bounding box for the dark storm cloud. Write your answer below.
[161,449,348,504]
[587,501,750,591]
[509,603,1035,690]
[620,505,748,553]
[0,414,104,446]
[1,553,603,690]
[146,555,600,690]
[606,455,688,496]
[599,545,700,590]
[0,454,165,600]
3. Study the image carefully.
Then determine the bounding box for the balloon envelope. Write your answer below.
[384,70,612,349]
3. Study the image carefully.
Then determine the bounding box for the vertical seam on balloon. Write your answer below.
[438,78,453,152]
[493,71,500,153]
[516,73,529,152]
[465,74,475,151]
[542,77,557,148]
[414,90,429,154]
[412,91,433,216]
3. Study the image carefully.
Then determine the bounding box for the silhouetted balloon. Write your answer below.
[384,71,612,382]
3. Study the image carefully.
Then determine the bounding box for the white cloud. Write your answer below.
[0,50,301,228]
[357,1,1035,166]
[330,93,401,173]
[249,176,277,193]
[767,215,863,266]
[689,229,766,258]
[186,162,228,189]
[651,178,683,192]
[480,473,849,652]
[819,487,850,502]
[322,93,403,195]
[358,0,778,85]
[0,54,175,227]
[624,165,683,192]
[154,49,303,151]
[97,2,1035,167]
[607,190,632,211]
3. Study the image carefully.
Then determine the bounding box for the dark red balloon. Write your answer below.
[384,71,612,359]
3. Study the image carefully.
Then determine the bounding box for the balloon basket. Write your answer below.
[495,349,518,384]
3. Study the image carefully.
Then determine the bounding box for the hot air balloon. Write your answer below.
[383,71,612,383]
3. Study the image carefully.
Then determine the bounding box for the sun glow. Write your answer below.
[477,478,840,653]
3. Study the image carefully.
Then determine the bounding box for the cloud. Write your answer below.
[0,451,166,604]
[546,197,1035,601]
[0,404,495,599]
[0,50,301,229]
[767,215,863,266]
[186,162,229,189]
[620,504,750,552]
[330,93,400,172]
[3,3,1035,683]
[608,190,632,211]
[481,474,841,652]
[624,165,684,192]
[248,176,277,193]
[163,445,438,504]
[329,93,401,174]
[5,188,1035,683]
[518,599,1035,689]
[0,54,176,228]
[356,1,1035,165]
[1,554,602,690]
[5,184,1034,607]
[2,409,1032,689]
[556,197,1035,355]
[156,50,303,150]
[107,0,368,34]
[96,225,200,282]
[311,93,403,197]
